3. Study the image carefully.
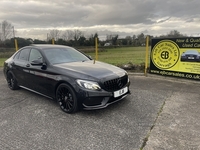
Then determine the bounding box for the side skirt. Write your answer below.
[19,85,53,100]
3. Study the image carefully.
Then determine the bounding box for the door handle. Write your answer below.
[26,64,30,67]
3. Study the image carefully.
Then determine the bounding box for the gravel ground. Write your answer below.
[1,69,199,150]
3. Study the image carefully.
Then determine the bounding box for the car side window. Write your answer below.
[29,49,43,62]
[19,48,30,61]
[13,51,20,59]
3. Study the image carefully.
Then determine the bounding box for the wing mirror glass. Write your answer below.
[31,59,47,70]
[31,59,43,66]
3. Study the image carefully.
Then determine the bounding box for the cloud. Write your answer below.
[0,0,200,39]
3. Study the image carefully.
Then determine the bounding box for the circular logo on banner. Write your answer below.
[151,40,180,69]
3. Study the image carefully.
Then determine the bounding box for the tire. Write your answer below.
[7,71,19,90]
[56,83,79,113]
[180,58,185,62]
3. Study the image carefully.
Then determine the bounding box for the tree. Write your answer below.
[62,30,74,41]
[1,20,13,42]
[157,30,187,38]
[48,29,60,41]
[86,32,99,46]
[17,37,33,47]
[125,36,132,45]
[167,30,185,38]
[78,36,86,46]
[33,39,47,44]
[137,33,145,46]
[121,39,128,45]
[132,35,137,46]
[73,29,83,45]
[94,33,98,38]
[66,40,74,46]
[3,37,34,48]
[57,38,68,45]
[112,35,118,45]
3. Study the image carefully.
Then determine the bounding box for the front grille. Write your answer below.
[187,54,196,57]
[103,75,128,91]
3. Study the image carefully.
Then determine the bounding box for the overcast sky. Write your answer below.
[1,0,200,40]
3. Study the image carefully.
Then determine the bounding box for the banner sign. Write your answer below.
[150,37,200,80]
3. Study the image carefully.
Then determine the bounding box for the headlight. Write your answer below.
[76,79,101,91]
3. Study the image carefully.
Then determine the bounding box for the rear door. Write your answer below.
[12,48,31,87]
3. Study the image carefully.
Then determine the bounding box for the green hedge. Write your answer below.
[0,48,15,58]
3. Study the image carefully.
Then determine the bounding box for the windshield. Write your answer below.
[185,50,199,55]
[43,47,90,64]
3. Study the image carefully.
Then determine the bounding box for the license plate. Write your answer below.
[188,57,194,59]
[114,87,128,98]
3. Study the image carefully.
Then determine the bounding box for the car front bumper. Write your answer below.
[76,83,131,110]
[82,92,130,110]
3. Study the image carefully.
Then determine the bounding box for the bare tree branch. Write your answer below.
[73,29,83,41]
[48,29,60,41]
[62,30,74,41]
[1,20,13,41]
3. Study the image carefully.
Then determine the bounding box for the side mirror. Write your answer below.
[31,59,47,70]
[31,59,43,66]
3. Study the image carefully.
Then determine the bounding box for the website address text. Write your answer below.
[150,70,200,80]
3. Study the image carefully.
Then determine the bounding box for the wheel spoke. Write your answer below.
[65,94,73,110]
[66,102,71,110]
[7,74,13,88]
[67,99,73,107]
[11,79,14,87]
[8,80,11,86]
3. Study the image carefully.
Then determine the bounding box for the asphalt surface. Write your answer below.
[0,69,200,150]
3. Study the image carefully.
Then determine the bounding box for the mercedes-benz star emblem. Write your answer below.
[117,78,123,88]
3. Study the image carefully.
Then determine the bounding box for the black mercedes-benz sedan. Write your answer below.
[3,44,130,113]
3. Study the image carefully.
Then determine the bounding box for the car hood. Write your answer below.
[54,60,126,80]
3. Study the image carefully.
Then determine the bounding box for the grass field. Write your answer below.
[85,47,150,66]
[0,58,6,67]
[0,47,151,67]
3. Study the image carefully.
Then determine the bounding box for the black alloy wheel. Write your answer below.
[56,83,78,113]
[7,71,19,90]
